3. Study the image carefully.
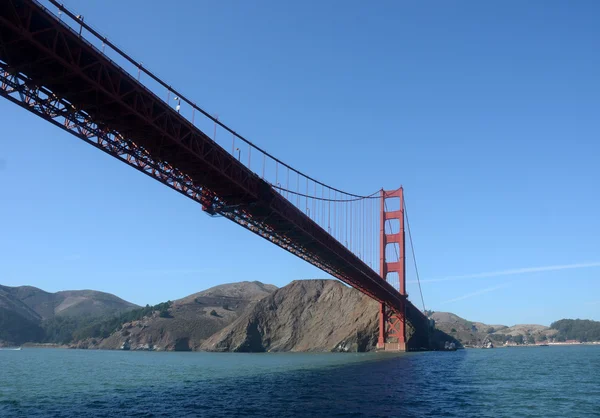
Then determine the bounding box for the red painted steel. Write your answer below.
[0,0,429,348]
[377,188,407,351]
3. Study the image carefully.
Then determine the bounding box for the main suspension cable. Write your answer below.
[47,0,376,200]
[271,184,380,202]
[404,198,426,312]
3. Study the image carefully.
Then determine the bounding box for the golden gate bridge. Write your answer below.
[0,0,430,350]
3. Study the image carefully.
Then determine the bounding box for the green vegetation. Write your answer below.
[551,319,600,342]
[15,301,174,345]
[42,315,96,344]
[0,307,44,344]
[72,301,172,341]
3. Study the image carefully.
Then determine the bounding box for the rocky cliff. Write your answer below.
[201,280,380,352]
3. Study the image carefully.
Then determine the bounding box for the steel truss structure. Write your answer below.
[0,0,429,349]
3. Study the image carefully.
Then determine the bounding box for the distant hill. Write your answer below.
[0,286,42,323]
[178,281,277,303]
[0,285,138,320]
[430,311,559,346]
[78,281,278,351]
[2,280,597,350]
[550,319,600,342]
[0,284,139,346]
[429,312,491,346]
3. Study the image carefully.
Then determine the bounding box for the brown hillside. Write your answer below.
[201,280,380,352]
[92,281,277,351]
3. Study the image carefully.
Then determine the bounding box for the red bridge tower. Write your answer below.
[377,187,407,351]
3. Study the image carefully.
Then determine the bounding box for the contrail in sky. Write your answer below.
[408,261,600,284]
[441,284,510,304]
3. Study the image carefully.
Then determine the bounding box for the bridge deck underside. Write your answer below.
[0,0,426,328]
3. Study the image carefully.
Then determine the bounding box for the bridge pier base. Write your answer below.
[377,302,407,352]
[380,342,406,351]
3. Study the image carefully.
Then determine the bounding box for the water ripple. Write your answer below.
[1,346,599,417]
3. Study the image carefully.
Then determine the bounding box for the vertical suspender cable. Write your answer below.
[296,173,300,207]
[322,186,325,227]
[286,168,290,200]
[313,182,317,222]
[362,198,365,261]
[305,178,309,215]
[348,198,354,252]
[328,189,331,233]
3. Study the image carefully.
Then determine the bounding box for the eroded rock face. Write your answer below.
[201,280,380,352]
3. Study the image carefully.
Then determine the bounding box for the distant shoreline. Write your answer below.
[21,343,68,349]
[464,342,600,349]
[14,340,600,353]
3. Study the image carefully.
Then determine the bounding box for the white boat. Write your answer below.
[0,347,22,351]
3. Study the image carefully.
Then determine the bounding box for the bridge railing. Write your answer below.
[36,0,384,271]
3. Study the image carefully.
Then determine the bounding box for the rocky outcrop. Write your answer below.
[481,337,494,349]
[201,280,380,352]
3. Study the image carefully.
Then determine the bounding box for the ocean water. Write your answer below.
[1,346,599,417]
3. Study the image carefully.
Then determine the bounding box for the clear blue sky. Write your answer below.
[1,0,599,326]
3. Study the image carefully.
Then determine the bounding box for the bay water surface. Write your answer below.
[1,345,599,417]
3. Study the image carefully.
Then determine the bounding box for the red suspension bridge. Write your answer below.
[0,0,430,351]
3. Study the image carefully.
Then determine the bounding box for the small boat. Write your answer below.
[537,343,549,347]
[0,347,22,351]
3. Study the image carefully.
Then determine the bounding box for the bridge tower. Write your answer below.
[377,187,407,351]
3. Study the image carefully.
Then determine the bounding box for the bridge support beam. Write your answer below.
[377,187,406,352]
